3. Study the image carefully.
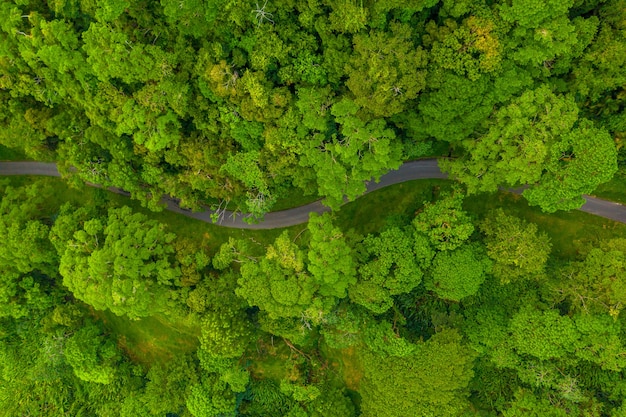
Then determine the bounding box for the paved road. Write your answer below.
[2,160,625,229]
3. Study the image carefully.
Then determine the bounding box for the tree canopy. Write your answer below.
[2,0,626,416]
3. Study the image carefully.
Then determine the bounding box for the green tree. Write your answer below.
[236,231,318,319]
[351,227,429,313]
[573,314,626,372]
[426,244,491,302]
[64,322,121,384]
[301,98,403,209]
[425,16,502,81]
[199,306,252,359]
[306,213,356,299]
[480,209,552,282]
[345,23,427,117]
[509,307,579,360]
[358,329,476,417]
[551,239,626,317]
[523,120,618,212]
[58,206,180,319]
[413,190,474,251]
[440,86,580,194]
[571,0,626,102]
[186,375,237,417]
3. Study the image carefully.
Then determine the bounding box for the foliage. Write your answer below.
[426,244,491,302]
[57,206,180,319]
[2,0,626,416]
[480,208,552,282]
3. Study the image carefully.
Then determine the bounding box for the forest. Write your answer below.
[1,0,626,415]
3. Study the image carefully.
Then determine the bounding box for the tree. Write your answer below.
[58,206,180,319]
[199,306,252,359]
[306,213,356,299]
[236,231,318,319]
[480,209,552,282]
[426,244,491,302]
[523,120,618,212]
[440,86,580,194]
[358,329,476,417]
[425,16,502,81]
[502,389,571,417]
[413,190,474,251]
[141,354,199,415]
[551,239,626,317]
[186,375,237,417]
[571,0,626,102]
[573,314,626,372]
[301,98,403,209]
[351,227,428,313]
[64,322,121,384]
[345,22,427,117]
[509,307,579,360]
[0,181,62,319]
[0,180,57,275]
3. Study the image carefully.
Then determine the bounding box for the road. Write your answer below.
[1,160,625,229]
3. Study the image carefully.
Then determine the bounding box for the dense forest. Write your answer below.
[2,0,626,415]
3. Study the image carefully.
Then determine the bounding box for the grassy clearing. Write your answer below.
[271,186,320,212]
[5,175,300,255]
[246,336,304,382]
[331,177,626,260]
[96,310,201,366]
[321,345,363,391]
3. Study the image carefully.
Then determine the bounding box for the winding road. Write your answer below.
[2,160,626,229]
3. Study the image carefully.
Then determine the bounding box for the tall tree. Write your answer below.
[306,213,356,299]
[480,209,552,283]
[351,227,430,313]
[426,244,491,302]
[413,190,474,251]
[57,206,180,319]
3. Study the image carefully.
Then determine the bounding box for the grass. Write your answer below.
[331,177,626,260]
[0,144,30,161]
[95,310,201,366]
[321,345,363,391]
[591,168,626,205]
[4,175,301,256]
[246,336,304,382]
[271,186,320,212]
[335,179,447,236]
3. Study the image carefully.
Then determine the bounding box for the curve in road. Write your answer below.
[1,160,625,229]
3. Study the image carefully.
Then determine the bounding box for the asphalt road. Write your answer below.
[2,160,625,229]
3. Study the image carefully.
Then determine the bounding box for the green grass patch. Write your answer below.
[331,177,626,260]
[0,144,30,161]
[95,310,201,366]
[463,190,626,260]
[321,345,363,391]
[271,186,320,212]
[591,169,626,205]
[335,179,448,236]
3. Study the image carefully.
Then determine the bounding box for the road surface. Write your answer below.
[1,160,625,229]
